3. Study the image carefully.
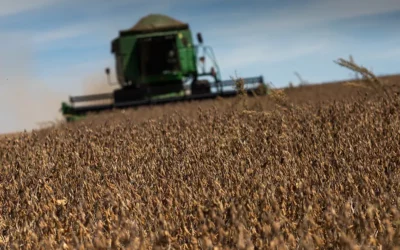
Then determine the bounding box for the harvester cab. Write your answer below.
[61,14,267,121]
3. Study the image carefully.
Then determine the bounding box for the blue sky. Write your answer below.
[0,0,399,133]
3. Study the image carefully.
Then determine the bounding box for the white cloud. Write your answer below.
[24,0,400,46]
[204,0,400,38]
[214,39,330,79]
[309,0,400,20]
[29,17,126,44]
[368,48,400,60]
[0,0,64,17]
[0,0,161,18]
[29,1,182,44]
[32,26,90,44]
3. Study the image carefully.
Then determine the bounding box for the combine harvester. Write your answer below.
[61,14,267,121]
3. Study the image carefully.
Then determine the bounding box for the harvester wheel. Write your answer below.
[191,80,211,95]
[114,87,146,104]
[255,83,268,95]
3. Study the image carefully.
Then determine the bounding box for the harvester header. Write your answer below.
[61,14,267,121]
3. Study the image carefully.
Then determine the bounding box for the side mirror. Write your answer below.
[105,67,110,75]
[197,32,203,44]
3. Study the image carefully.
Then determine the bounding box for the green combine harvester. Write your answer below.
[61,14,267,121]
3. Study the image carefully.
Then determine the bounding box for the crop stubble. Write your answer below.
[1,75,400,249]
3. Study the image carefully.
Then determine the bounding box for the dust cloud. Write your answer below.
[0,33,118,134]
[0,33,64,134]
[75,69,119,107]
[81,72,118,95]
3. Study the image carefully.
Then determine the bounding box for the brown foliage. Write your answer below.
[1,72,400,249]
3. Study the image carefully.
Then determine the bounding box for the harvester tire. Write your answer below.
[192,80,211,95]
